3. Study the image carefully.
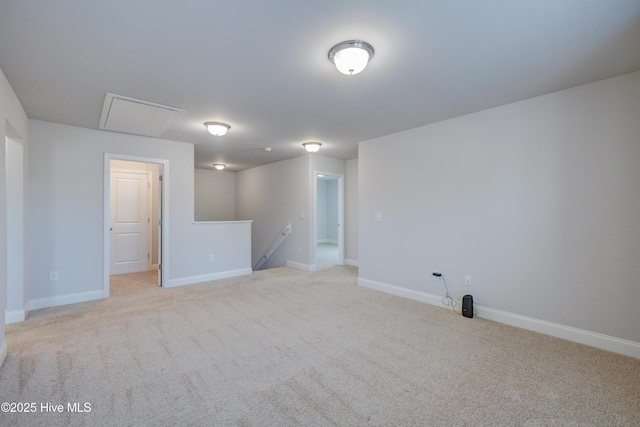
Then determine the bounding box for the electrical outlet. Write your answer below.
[49,271,59,282]
[208,254,214,263]
[465,275,472,287]
[297,247,302,254]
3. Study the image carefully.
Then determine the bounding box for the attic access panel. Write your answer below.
[99,93,185,137]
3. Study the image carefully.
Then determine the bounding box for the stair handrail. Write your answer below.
[253,222,292,270]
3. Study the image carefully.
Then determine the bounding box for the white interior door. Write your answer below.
[110,171,150,275]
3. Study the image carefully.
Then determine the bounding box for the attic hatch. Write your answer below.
[99,93,185,137]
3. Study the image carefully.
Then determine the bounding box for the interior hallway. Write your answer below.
[316,242,339,270]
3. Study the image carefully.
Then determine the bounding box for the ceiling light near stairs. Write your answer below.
[204,122,230,136]
[303,142,322,153]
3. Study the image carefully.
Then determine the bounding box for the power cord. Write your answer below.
[433,271,477,316]
[433,272,458,314]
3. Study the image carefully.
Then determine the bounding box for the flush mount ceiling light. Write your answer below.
[328,40,374,75]
[204,122,230,136]
[303,142,322,153]
[213,164,226,170]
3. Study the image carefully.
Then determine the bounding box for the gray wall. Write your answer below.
[359,71,640,344]
[345,158,358,264]
[194,168,236,221]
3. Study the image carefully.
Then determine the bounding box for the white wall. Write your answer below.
[359,71,640,354]
[28,120,251,307]
[345,158,358,265]
[0,65,29,366]
[194,168,236,221]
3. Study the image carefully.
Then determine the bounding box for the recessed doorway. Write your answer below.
[314,172,344,270]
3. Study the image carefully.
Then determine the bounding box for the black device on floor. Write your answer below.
[462,294,473,318]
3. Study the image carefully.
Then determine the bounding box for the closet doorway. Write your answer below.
[104,154,168,297]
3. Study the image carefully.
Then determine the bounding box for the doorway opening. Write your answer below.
[5,133,26,323]
[103,154,169,297]
[313,172,344,270]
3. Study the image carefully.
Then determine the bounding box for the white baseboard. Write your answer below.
[358,277,640,360]
[286,260,315,271]
[5,309,26,324]
[0,340,6,367]
[5,300,30,324]
[479,306,640,359]
[359,278,443,306]
[344,259,359,267]
[30,290,104,311]
[166,268,252,288]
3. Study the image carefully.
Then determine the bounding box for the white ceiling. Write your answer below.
[1,0,639,172]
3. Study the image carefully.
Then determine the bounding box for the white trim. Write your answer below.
[0,341,7,367]
[29,290,104,311]
[5,300,29,324]
[358,278,443,306]
[479,306,640,359]
[5,136,26,325]
[358,277,640,360]
[5,309,25,324]
[344,259,359,267]
[166,268,252,288]
[287,260,315,271]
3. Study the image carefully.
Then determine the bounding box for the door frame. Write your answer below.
[5,136,26,323]
[103,154,169,296]
[312,171,344,270]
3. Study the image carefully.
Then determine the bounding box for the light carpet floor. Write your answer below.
[1,266,639,426]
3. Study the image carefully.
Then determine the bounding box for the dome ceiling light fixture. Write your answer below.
[213,164,226,170]
[328,40,374,75]
[303,142,322,153]
[204,121,230,136]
